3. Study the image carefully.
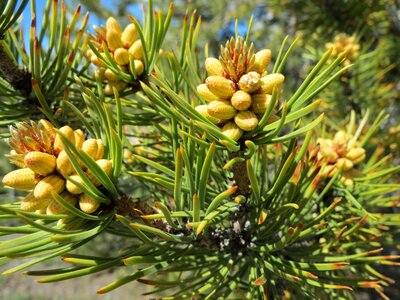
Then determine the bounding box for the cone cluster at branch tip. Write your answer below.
[85,17,145,95]
[317,130,366,186]
[195,37,284,141]
[2,120,113,216]
[326,34,360,66]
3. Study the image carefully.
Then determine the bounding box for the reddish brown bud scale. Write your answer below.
[253,277,265,286]
[335,226,347,241]
[357,281,380,288]
[306,272,318,280]
[292,162,302,184]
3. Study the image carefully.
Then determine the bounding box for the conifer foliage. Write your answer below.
[0,1,399,299]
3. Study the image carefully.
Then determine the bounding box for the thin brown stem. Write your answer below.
[229,149,251,197]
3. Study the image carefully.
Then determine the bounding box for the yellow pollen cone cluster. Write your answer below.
[317,130,366,186]
[195,37,284,141]
[326,34,360,66]
[85,17,145,95]
[2,120,112,216]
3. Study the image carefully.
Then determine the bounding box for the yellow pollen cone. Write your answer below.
[205,57,223,76]
[104,68,120,81]
[221,122,243,141]
[121,24,138,48]
[251,94,273,114]
[34,175,65,200]
[79,193,100,213]
[195,105,224,125]
[2,168,36,190]
[105,17,122,36]
[129,40,144,60]
[114,48,130,65]
[251,49,272,73]
[231,90,252,111]
[24,151,56,176]
[56,150,75,177]
[197,83,220,102]
[238,71,261,93]
[82,139,99,160]
[47,192,77,215]
[54,126,75,155]
[74,130,85,149]
[87,159,113,186]
[205,76,236,99]
[20,192,51,212]
[206,100,237,120]
[106,29,124,51]
[234,110,259,131]
[66,174,85,195]
[259,73,285,94]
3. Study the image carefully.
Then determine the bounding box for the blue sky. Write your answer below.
[19,0,143,52]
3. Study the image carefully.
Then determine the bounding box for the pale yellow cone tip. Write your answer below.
[133,59,144,76]
[121,24,138,48]
[333,130,347,145]
[346,148,366,162]
[337,158,354,171]
[106,17,122,36]
[91,55,107,68]
[104,68,119,81]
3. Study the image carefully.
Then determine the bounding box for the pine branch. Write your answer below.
[0,44,31,97]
